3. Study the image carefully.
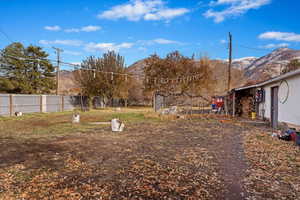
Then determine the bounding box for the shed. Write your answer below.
[232,68,300,129]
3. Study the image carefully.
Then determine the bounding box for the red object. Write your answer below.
[216,98,224,108]
[291,132,296,142]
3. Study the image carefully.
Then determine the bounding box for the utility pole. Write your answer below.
[53,47,63,95]
[225,32,232,116]
[228,32,232,91]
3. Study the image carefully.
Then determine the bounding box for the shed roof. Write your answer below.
[234,68,300,91]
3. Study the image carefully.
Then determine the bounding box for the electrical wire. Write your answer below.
[234,43,272,52]
[0,52,205,83]
[0,27,13,43]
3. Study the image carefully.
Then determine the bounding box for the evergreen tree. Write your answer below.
[0,42,56,94]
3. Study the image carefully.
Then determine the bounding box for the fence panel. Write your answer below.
[13,95,40,114]
[0,94,124,116]
[63,96,86,111]
[0,94,10,116]
[46,95,61,113]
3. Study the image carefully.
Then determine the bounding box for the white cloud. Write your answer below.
[152,38,182,44]
[204,0,271,23]
[259,31,300,42]
[98,0,189,21]
[84,42,134,52]
[71,62,81,66]
[44,25,61,31]
[63,50,83,56]
[220,39,227,44]
[260,43,289,49]
[138,38,184,45]
[39,40,83,46]
[81,25,101,32]
[65,25,101,33]
[138,47,147,51]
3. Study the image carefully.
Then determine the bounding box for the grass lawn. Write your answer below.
[0,108,299,199]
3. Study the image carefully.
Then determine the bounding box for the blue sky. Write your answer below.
[1,0,300,69]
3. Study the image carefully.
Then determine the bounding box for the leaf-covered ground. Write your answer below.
[243,128,300,200]
[0,110,299,199]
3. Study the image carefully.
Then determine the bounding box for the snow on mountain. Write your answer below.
[232,57,257,70]
[244,48,300,81]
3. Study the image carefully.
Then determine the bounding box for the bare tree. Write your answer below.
[143,51,213,98]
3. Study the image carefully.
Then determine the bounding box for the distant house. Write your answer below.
[232,68,300,129]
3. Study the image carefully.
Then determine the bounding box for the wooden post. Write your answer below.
[9,94,13,116]
[61,96,64,112]
[153,91,156,111]
[233,92,236,117]
[228,32,232,92]
[224,97,227,115]
[40,95,43,113]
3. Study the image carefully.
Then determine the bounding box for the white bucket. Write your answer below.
[72,114,80,123]
[15,112,23,117]
[111,118,125,132]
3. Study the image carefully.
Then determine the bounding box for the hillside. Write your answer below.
[244,48,300,81]
[59,70,79,95]
[126,59,246,96]
[59,48,300,95]
[232,57,257,70]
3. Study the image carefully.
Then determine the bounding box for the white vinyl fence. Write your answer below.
[0,94,88,116]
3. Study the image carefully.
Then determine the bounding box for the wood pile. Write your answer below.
[240,96,254,118]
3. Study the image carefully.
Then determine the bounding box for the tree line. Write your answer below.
[0,42,215,107]
[3,42,298,107]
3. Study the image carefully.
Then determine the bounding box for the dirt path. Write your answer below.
[212,123,248,200]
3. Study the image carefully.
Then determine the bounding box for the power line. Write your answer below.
[235,43,272,52]
[0,52,57,63]
[0,52,205,84]
[0,27,13,43]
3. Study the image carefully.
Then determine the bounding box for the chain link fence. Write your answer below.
[153,92,211,114]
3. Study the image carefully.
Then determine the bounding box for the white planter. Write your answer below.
[111,118,125,132]
[72,114,80,123]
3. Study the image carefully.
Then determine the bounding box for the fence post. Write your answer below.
[9,94,13,116]
[40,95,43,113]
[61,96,64,112]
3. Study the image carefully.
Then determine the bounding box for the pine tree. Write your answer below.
[0,42,56,94]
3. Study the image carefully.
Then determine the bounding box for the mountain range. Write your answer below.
[59,48,300,95]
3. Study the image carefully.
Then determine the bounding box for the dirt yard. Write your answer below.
[0,108,299,199]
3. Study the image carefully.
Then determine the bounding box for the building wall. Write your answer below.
[259,75,300,126]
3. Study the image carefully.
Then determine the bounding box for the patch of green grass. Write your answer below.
[0,108,161,140]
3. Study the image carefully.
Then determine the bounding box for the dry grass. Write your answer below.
[1,109,299,199]
[0,107,157,139]
[0,110,228,199]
